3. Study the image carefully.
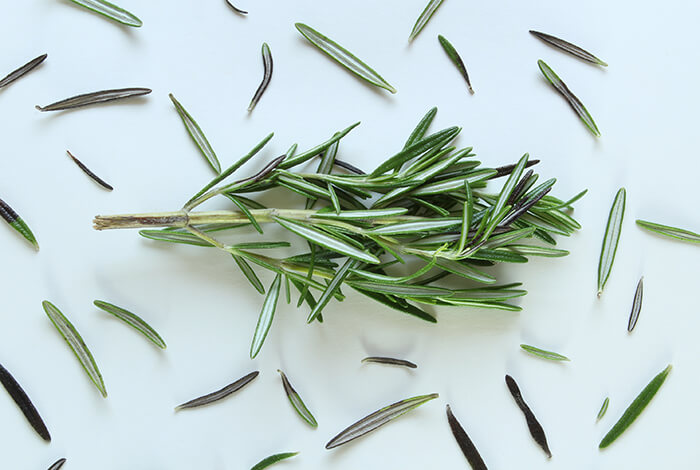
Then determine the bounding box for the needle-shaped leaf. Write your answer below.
[0,197,39,251]
[295,23,396,93]
[362,356,417,369]
[520,344,570,361]
[530,30,607,66]
[409,0,445,42]
[250,274,282,359]
[352,288,436,323]
[538,59,600,137]
[597,397,610,422]
[36,88,151,112]
[278,370,317,427]
[65,0,142,26]
[368,218,461,235]
[505,244,569,257]
[597,188,626,297]
[175,371,259,411]
[250,452,299,470]
[225,0,247,14]
[66,150,113,190]
[636,219,700,244]
[0,362,51,441]
[628,277,643,332]
[48,459,67,470]
[438,35,473,93]
[169,93,221,174]
[446,404,488,470]
[0,54,47,89]
[599,365,672,449]
[326,393,439,449]
[42,301,107,398]
[404,107,438,148]
[491,154,529,226]
[312,208,408,221]
[248,43,273,112]
[505,374,551,458]
[347,281,451,298]
[93,300,166,349]
[275,216,379,264]
[233,254,265,294]
[307,258,356,323]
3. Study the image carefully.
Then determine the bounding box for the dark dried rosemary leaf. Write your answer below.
[48,458,67,470]
[225,0,247,14]
[36,87,151,112]
[67,151,113,190]
[361,356,417,369]
[0,362,51,441]
[0,54,47,89]
[175,371,259,411]
[248,43,273,112]
[446,404,488,470]
[505,374,551,458]
[529,30,607,66]
[0,197,39,250]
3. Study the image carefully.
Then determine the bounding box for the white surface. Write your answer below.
[1,0,699,468]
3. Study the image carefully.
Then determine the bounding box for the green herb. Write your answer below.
[361,356,417,368]
[67,150,113,191]
[520,344,570,362]
[627,277,643,332]
[250,452,298,470]
[248,43,273,112]
[277,370,317,427]
[94,110,582,357]
[326,393,438,449]
[295,23,396,94]
[0,197,39,251]
[36,88,151,112]
[636,219,700,244]
[599,365,672,449]
[438,35,473,93]
[529,30,607,66]
[537,60,600,137]
[169,93,221,174]
[93,300,166,349]
[597,397,610,422]
[65,0,142,27]
[597,188,626,297]
[42,301,107,398]
[0,362,51,442]
[0,54,47,89]
[250,274,282,358]
[505,374,551,458]
[175,371,259,411]
[409,0,445,42]
[446,404,487,470]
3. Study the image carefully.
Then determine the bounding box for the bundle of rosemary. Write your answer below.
[94,108,583,358]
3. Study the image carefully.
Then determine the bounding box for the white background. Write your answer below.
[1,0,699,468]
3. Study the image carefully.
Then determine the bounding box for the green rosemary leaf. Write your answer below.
[185,132,274,207]
[411,169,498,196]
[505,244,569,257]
[312,208,408,221]
[370,126,461,177]
[479,227,536,250]
[457,183,472,253]
[275,217,380,264]
[449,286,526,302]
[368,218,460,235]
[438,35,473,93]
[65,0,142,27]
[93,300,166,349]
[140,226,247,247]
[542,189,588,211]
[427,258,496,284]
[530,30,607,67]
[169,93,221,174]
[520,344,569,361]
[317,136,340,175]
[284,275,291,304]
[409,0,445,42]
[404,107,438,149]
[538,60,600,137]
[250,452,299,470]
[599,365,672,449]
[0,197,39,251]
[597,397,610,422]
[280,122,360,169]
[295,23,396,94]
[326,393,439,449]
[470,248,528,264]
[250,274,282,359]
[491,154,529,225]
[437,299,522,311]
[350,259,435,284]
[628,276,644,332]
[232,255,265,295]
[347,281,451,298]
[42,301,107,397]
[306,258,356,323]
[248,43,273,112]
[278,370,317,427]
[597,188,626,297]
[636,219,700,244]
[412,197,451,216]
[353,288,436,323]
[0,53,47,89]
[224,194,263,234]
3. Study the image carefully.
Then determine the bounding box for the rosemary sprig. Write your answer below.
[599,365,672,449]
[94,110,582,357]
[295,23,396,94]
